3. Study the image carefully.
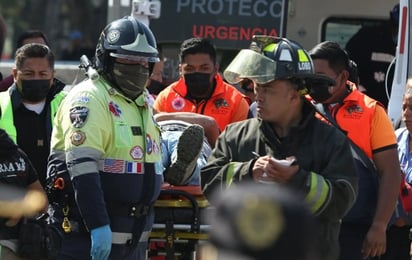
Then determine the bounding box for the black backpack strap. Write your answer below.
[314,103,376,171]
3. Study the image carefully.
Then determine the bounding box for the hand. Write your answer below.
[90,224,112,260]
[252,156,298,183]
[361,223,386,259]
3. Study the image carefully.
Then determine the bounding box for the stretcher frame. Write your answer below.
[149,185,210,260]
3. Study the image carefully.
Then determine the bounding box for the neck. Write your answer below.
[271,111,302,137]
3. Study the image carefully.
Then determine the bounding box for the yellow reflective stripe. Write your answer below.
[226,162,243,187]
[297,49,309,62]
[263,43,277,52]
[304,172,330,213]
[226,162,236,187]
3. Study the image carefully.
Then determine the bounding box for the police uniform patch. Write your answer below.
[171,97,185,110]
[107,29,120,44]
[146,134,153,154]
[153,140,159,155]
[69,106,89,128]
[131,126,142,136]
[108,101,122,117]
[108,88,117,95]
[130,146,144,160]
[72,96,90,104]
[70,131,86,146]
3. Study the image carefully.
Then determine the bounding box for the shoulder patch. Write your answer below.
[171,97,185,110]
[69,106,89,128]
[70,130,86,146]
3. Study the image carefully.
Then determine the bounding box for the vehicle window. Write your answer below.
[322,17,387,48]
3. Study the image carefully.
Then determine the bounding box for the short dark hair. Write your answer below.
[16,30,49,48]
[15,43,54,70]
[179,38,216,64]
[309,41,350,74]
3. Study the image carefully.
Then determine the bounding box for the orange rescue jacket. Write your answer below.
[153,74,249,131]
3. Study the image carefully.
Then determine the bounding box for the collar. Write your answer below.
[341,81,360,103]
[9,85,23,112]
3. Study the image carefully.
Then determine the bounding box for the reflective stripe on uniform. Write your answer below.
[112,231,150,244]
[304,172,330,213]
[225,162,242,187]
[0,89,65,143]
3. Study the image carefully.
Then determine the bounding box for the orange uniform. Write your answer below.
[326,83,396,158]
[153,74,249,131]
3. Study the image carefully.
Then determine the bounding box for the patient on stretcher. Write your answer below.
[155,113,219,186]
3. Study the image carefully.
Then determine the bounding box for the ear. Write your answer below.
[340,70,350,85]
[49,71,55,86]
[290,90,301,102]
[178,64,182,77]
[12,68,18,82]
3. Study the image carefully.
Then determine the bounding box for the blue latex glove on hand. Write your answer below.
[90,225,112,260]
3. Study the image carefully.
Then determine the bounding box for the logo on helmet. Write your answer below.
[107,30,120,44]
[298,62,311,71]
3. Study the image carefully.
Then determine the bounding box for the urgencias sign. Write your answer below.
[150,0,288,49]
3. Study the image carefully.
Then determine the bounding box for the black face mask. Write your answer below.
[17,79,50,102]
[147,80,166,95]
[309,84,332,103]
[112,63,148,100]
[184,72,212,98]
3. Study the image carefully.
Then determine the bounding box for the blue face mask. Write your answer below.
[18,79,51,102]
[183,72,212,98]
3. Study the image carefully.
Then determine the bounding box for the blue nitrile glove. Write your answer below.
[90,224,112,260]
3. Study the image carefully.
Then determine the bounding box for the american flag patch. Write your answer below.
[102,159,125,173]
[126,162,144,174]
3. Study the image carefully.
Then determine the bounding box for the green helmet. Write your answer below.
[224,36,334,88]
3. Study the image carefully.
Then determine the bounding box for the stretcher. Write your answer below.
[148,184,211,260]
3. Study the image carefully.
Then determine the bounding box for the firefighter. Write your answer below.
[201,36,358,260]
[46,16,163,260]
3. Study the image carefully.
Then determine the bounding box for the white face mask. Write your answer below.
[112,62,149,100]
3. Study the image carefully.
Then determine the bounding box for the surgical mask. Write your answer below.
[184,72,212,97]
[113,63,149,100]
[17,79,50,102]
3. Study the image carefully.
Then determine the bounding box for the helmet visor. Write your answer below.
[110,52,159,63]
[224,49,277,84]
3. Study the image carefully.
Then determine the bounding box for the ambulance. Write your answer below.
[130,0,398,84]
